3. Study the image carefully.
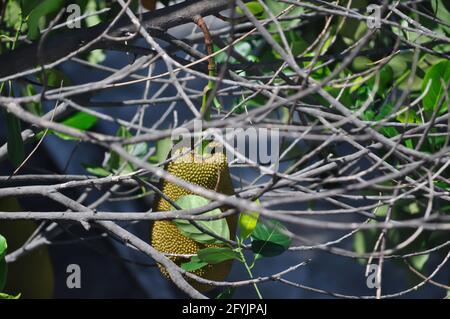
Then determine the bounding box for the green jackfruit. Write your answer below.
[151,147,235,292]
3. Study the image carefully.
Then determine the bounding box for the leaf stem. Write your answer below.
[194,15,216,122]
[237,238,263,299]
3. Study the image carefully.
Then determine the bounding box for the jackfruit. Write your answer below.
[151,147,236,292]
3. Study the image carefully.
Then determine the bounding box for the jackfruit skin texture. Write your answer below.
[151,148,236,292]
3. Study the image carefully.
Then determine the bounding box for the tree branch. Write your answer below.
[0,0,240,79]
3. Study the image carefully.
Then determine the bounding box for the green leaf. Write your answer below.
[236,2,264,16]
[405,202,420,215]
[288,31,308,56]
[82,164,111,177]
[0,293,21,299]
[36,69,71,87]
[200,139,214,156]
[107,127,131,170]
[234,42,252,57]
[353,230,370,265]
[388,54,408,78]
[62,112,97,130]
[364,102,400,138]
[431,0,450,34]
[251,220,291,248]
[0,234,7,292]
[340,18,367,43]
[5,112,25,168]
[181,256,208,272]
[4,1,22,30]
[368,65,394,96]
[22,85,42,115]
[0,234,6,259]
[409,254,429,271]
[130,141,149,158]
[265,0,289,15]
[250,220,291,257]
[396,108,418,124]
[352,56,372,71]
[20,0,41,17]
[197,247,242,264]
[422,60,450,113]
[374,103,394,121]
[435,180,450,191]
[85,0,102,27]
[27,0,65,40]
[55,112,97,140]
[239,199,260,239]
[251,240,287,258]
[216,287,236,299]
[88,50,106,64]
[374,204,388,217]
[173,195,230,245]
[353,231,366,255]
[201,85,222,120]
[149,138,172,164]
[353,223,379,264]
[106,126,148,173]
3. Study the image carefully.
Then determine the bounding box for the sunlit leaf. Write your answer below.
[236,2,264,16]
[82,164,111,177]
[197,247,242,264]
[409,254,429,271]
[239,199,260,239]
[54,112,97,141]
[181,256,208,272]
[0,293,21,299]
[173,195,230,245]
[27,0,65,40]
[422,60,450,114]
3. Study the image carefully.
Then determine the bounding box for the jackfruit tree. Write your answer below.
[0,0,449,300]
